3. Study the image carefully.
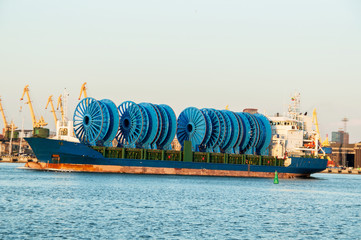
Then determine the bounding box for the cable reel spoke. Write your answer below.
[200,109,213,147]
[253,114,272,155]
[73,97,116,146]
[221,110,240,153]
[137,103,158,149]
[116,101,144,148]
[177,107,206,151]
[213,110,226,150]
[200,108,221,151]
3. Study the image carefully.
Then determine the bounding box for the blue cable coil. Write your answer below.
[221,110,240,154]
[254,113,272,156]
[176,107,206,151]
[176,107,272,155]
[115,101,176,150]
[242,112,260,155]
[158,104,177,150]
[200,109,220,152]
[116,101,145,148]
[73,98,272,155]
[236,112,251,153]
[73,97,118,146]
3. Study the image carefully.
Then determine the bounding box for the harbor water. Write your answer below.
[0,163,360,239]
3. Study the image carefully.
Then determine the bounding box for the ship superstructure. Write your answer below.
[51,89,79,143]
[269,93,321,158]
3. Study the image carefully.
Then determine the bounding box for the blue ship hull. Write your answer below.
[25,138,328,178]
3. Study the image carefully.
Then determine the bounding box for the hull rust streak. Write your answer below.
[26,162,310,178]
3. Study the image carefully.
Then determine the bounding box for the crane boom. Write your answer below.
[0,96,9,130]
[78,82,88,100]
[20,85,47,128]
[312,108,322,144]
[57,94,64,122]
[45,95,58,127]
[0,97,18,133]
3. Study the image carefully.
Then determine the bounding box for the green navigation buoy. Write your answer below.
[274,171,279,184]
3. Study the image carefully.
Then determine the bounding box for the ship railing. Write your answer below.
[91,146,285,167]
[290,154,325,159]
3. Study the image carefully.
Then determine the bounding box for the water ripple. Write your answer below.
[0,163,360,239]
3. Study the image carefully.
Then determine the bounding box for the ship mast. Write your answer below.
[287,92,301,121]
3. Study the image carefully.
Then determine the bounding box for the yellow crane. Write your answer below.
[78,82,88,100]
[20,85,48,128]
[45,95,58,127]
[313,108,333,165]
[322,135,330,147]
[0,96,17,132]
[312,108,322,144]
[0,96,9,131]
[57,94,65,122]
[313,108,332,146]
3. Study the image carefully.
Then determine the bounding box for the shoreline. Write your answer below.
[321,168,361,175]
[0,156,37,163]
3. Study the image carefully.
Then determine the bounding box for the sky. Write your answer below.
[0,0,360,142]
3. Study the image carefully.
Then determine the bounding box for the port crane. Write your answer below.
[78,82,88,100]
[45,95,58,127]
[312,109,330,147]
[312,108,328,146]
[313,108,331,162]
[0,96,17,132]
[312,108,322,144]
[20,85,48,128]
[57,94,65,122]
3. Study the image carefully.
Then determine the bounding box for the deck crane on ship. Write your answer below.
[20,85,49,138]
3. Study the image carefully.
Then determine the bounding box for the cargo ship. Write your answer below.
[25,93,328,178]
